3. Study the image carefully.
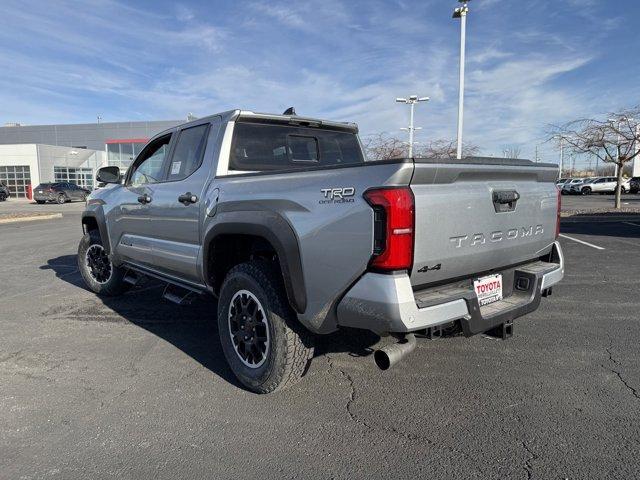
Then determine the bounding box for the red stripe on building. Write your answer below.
[105,138,149,144]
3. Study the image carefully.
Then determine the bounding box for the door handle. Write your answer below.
[178,192,198,205]
[137,194,152,204]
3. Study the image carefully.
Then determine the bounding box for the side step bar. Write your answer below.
[162,283,199,306]
[122,263,207,306]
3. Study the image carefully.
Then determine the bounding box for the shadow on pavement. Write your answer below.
[561,219,640,239]
[42,255,380,391]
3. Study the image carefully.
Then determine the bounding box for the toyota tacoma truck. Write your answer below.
[78,109,564,393]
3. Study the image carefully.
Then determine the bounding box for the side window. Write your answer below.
[129,135,172,187]
[167,124,209,181]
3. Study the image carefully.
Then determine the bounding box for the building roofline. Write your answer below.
[0,119,182,129]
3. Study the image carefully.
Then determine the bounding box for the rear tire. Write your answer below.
[77,232,131,296]
[217,261,314,394]
[57,193,66,204]
[582,187,591,195]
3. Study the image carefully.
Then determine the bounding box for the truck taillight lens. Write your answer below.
[556,188,561,238]
[364,187,415,271]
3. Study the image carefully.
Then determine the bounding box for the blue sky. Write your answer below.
[0,0,638,162]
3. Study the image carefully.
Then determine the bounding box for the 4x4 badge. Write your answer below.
[418,263,441,273]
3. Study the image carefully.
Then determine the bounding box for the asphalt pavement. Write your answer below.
[561,192,640,211]
[1,200,639,479]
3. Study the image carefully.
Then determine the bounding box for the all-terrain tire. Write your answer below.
[217,261,314,394]
[77,232,131,296]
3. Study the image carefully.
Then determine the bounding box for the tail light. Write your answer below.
[556,188,561,238]
[364,187,415,271]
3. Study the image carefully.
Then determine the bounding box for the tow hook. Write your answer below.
[374,333,417,370]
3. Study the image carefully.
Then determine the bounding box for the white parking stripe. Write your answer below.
[622,222,640,227]
[559,234,605,250]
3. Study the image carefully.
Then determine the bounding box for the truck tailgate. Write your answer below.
[409,158,559,288]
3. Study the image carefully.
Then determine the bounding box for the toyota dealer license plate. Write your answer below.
[473,274,503,306]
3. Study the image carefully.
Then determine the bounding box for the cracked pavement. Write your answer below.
[1,203,640,479]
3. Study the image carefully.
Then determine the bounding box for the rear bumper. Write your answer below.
[337,241,564,335]
[33,193,55,201]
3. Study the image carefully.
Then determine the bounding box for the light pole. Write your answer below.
[396,95,429,157]
[453,0,470,160]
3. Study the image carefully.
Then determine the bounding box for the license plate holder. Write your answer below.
[473,274,503,306]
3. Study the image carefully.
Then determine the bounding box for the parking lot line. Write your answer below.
[559,234,605,250]
[622,222,640,227]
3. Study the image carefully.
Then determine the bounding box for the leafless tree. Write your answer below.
[363,134,481,161]
[362,133,407,160]
[416,139,480,159]
[502,145,521,159]
[549,107,640,208]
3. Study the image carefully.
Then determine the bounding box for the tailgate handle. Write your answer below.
[492,190,519,212]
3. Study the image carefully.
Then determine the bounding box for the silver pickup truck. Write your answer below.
[78,109,564,393]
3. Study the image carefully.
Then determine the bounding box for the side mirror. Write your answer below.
[96,166,121,184]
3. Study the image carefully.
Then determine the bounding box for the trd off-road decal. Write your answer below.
[319,187,355,204]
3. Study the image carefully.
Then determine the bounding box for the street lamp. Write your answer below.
[453,0,471,160]
[396,95,429,157]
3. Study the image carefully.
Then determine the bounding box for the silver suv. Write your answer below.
[78,109,564,393]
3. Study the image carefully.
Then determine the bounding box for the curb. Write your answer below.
[0,213,63,224]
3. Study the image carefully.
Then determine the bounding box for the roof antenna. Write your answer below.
[283,107,297,116]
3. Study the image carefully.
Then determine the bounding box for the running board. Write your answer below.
[123,271,142,286]
[162,284,199,306]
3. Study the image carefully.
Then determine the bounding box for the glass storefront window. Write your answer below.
[0,166,31,198]
[107,141,147,171]
[53,166,94,190]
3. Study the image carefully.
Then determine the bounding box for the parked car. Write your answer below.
[556,178,570,188]
[78,109,564,393]
[568,178,595,195]
[0,182,10,201]
[581,177,631,195]
[630,177,640,194]
[560,178,581,194]
[33,182,91,204]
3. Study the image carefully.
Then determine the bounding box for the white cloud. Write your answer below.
[0,0,638,164]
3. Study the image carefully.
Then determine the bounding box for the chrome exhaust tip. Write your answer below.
[374,333,417,370]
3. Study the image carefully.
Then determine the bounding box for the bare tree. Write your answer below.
[549,107,640,208]
[415,138,480,159]
[362,133,407,160]
[502,145,521,159]
[363,134,481,160]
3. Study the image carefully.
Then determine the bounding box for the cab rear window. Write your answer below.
[229,122,364,172]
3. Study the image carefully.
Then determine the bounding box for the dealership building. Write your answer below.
[0,120,181,197]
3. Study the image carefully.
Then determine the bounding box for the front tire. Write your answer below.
[582,187,591,195]
[217,261,314,394]
[77,232,131,296]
